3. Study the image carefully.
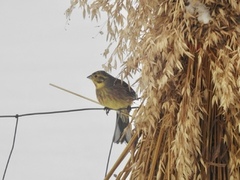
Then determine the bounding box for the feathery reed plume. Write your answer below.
[67,0,240,179]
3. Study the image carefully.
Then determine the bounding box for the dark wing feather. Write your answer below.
[113,111,132,143]
[112,78,136,99]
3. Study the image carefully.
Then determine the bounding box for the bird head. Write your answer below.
[87,71,111,89]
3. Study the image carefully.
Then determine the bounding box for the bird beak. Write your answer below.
[87,74,92,79]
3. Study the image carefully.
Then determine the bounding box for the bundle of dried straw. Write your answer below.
[67,0,240,179]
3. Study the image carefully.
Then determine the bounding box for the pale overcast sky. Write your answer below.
[0,0,132,179]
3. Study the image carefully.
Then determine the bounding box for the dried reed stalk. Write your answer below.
[67,0,240,179]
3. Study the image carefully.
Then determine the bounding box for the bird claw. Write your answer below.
[127,106,132,112]
[104,107,111,115]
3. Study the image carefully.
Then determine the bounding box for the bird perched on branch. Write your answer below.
[87,70,137,143]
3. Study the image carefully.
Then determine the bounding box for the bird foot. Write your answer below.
[104,107,111,115]
[127,106,132,112]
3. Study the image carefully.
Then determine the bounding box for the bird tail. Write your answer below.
[113,110,132,144]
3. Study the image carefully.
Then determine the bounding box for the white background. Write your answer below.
[0,0,134,179]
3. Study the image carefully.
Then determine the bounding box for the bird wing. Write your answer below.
[112,78,136,99]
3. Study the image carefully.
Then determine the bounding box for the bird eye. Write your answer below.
[94,74,98,78]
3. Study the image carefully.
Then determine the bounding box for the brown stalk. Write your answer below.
[104,133,138,180]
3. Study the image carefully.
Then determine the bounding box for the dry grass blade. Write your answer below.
[49,83,100,105]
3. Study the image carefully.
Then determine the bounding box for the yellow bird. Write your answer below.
[87,70,137,143]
